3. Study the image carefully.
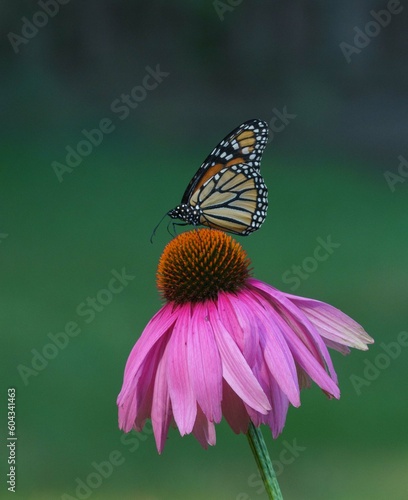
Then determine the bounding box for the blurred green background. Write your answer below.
[1,2,408,499]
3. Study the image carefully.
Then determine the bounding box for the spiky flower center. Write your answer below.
[157,229,251,304]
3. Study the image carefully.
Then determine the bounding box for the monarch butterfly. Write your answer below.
[154,119,269,240]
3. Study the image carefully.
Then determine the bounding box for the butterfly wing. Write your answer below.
[189,164,268,235]
[181,119,269,204]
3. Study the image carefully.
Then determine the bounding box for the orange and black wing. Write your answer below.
[189,163,268,235]
[181,119,269,204]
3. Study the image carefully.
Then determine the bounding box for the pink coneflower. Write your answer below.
[117,229,373,453]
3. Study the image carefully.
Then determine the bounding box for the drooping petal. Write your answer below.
[133,339,166,431]
[270,310,341,398]
[207,301,271,414]
[286,296,374,351]
[297,364,312,390]
[217,293,245,353]
[268,375,290,438]
[118,388,138,432]
[237,290,301,407]
[167,304,197,435]
[321,338,351,355]
[221,380,250,434]
[248,279,339,385]
[118,303,177,398]
[251,366,290,438]
[192,405,216,449]
[119,331,169,432]
[187,302,223,423]
[218,292,259,368]
[151,343,172,454]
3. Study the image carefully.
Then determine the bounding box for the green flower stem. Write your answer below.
[246,422,283,500]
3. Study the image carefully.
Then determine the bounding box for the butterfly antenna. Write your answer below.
[150,211,169,244]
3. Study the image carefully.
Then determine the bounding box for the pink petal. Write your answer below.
[297,364,312,390]
[119,334,168,432]
[250,356,290,438]
[151,346,172,454]
[268,376,290,438]
[238,290,301,407]
[167,305,197,435]
[192,406,216,449]
[322,338,351,355]
[249,279,339,385]
[118,303,177,399]
[187,303,223,423]
[207,301,271,414]
[272,312,340,398]
[220,292,259,368]
[287,296,374,350]
[221,380,250,434]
